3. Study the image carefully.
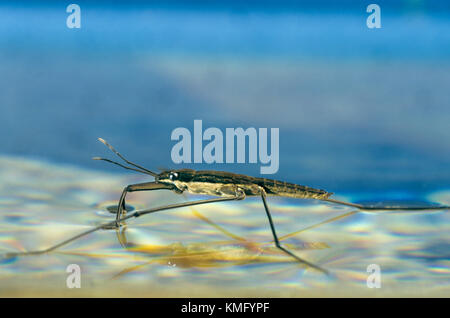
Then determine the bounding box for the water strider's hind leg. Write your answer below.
[322,197,450,211]
[259,188,329,275]
[115,182,176,226]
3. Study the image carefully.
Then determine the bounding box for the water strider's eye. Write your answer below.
[169,172,179,181]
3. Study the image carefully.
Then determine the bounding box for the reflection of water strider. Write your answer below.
[4,138,449,274]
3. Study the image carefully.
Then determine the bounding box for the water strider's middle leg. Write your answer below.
[3,194,246,259]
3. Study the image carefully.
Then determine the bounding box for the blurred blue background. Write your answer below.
[0,0,449,195]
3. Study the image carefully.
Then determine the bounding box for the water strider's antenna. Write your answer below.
[96,138,158,177]
[92,157,152,175]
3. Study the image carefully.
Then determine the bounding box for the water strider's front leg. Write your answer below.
[259,187,329,275]
[115,182,176,226]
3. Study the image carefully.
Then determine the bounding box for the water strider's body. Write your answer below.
[157,169,331,200]
[4,138,448,275]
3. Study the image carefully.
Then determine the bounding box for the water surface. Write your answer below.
[0,155,448,297]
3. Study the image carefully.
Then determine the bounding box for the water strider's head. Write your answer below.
[156,169,197,192]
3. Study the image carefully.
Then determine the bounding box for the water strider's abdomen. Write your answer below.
[256,178,332,200]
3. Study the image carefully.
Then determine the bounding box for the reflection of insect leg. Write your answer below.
[76,205,356,279]
[259,188,329,275]
[111,208,360,279]
[189,208,247,242]
[279,210,359,242]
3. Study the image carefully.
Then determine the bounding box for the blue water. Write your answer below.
[0,2,449,193]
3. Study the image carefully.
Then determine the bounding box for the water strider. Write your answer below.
[4,138,449,274]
